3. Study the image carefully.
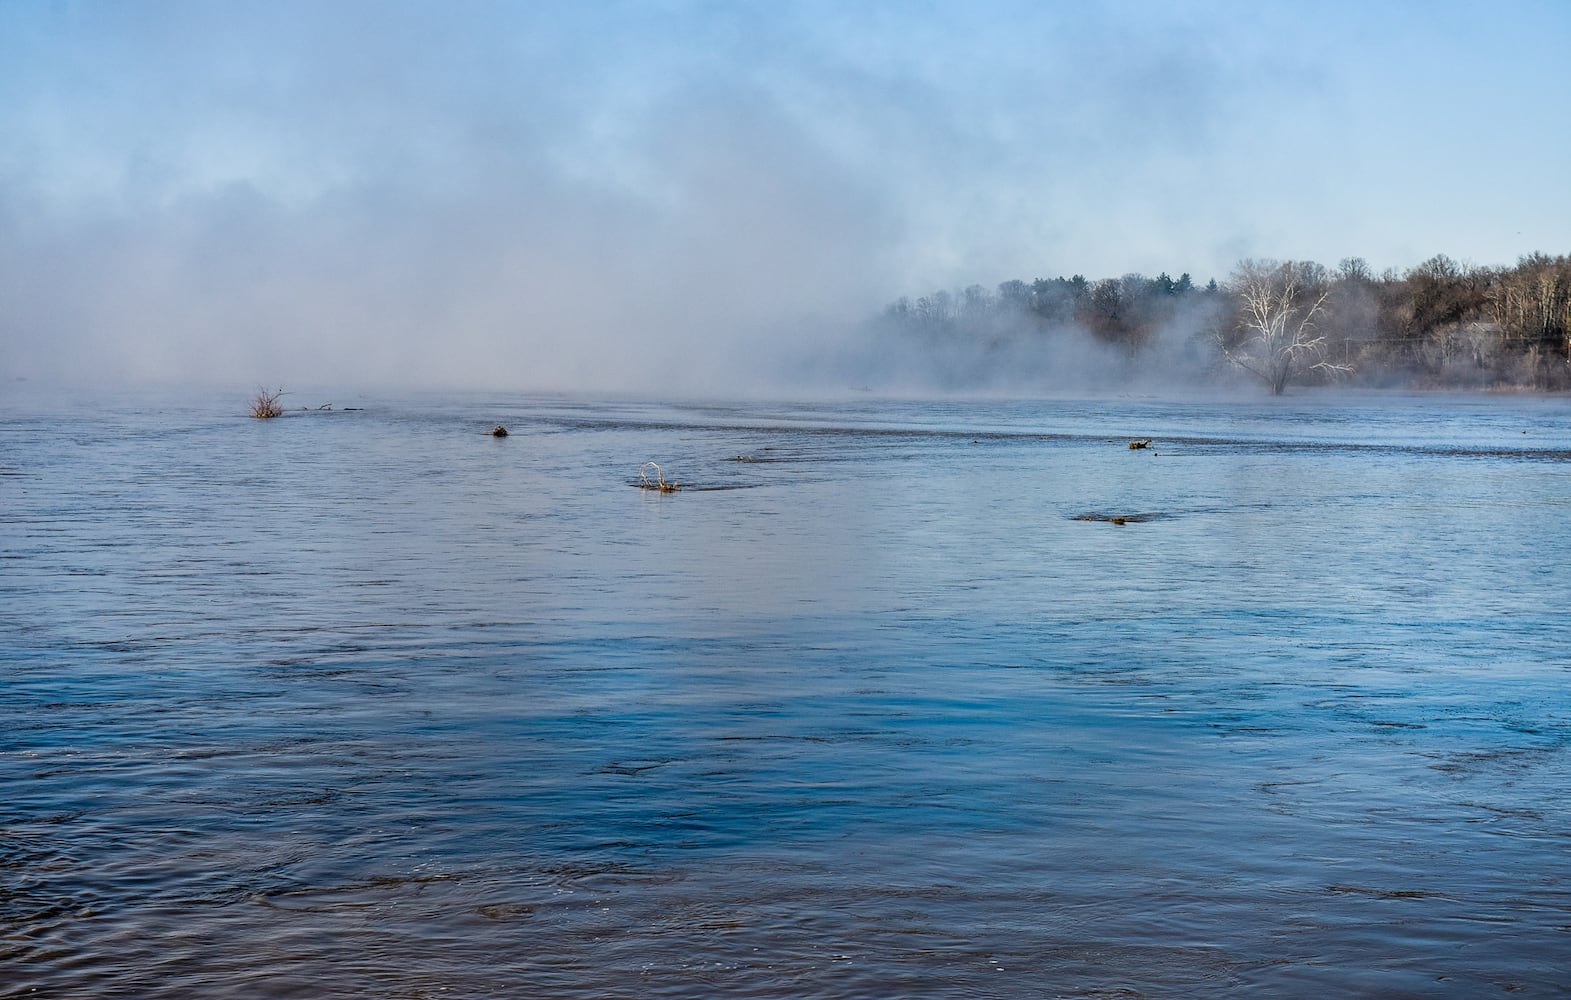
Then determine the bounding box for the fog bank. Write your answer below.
[2,2,1567,393]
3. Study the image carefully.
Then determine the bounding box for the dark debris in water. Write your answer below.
[477,902,535,921]
[1327,884,1441,900]
[1072,512,1167,525]
[598,760,672,776]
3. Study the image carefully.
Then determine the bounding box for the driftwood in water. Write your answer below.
[1074,512,1156,525]
[637,461,681,492]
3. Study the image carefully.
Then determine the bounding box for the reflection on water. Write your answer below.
[3,387,1570,997]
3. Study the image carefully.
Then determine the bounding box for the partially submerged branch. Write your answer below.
[637,461,681,492]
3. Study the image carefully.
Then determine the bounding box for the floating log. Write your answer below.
[1073,512,1155,524]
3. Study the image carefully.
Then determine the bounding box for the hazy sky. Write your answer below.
[2,0,1568,391]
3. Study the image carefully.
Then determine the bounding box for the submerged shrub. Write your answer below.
[249,387,286,419]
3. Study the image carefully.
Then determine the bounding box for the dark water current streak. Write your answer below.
[2,387,1570,998]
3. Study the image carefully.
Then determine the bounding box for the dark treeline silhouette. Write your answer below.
[876,254,1571,393]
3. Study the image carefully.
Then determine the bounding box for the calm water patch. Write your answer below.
[3,387,1570,997]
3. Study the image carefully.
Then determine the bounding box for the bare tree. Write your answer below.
[1220,259,1351,394]
[1488,252,1571,351]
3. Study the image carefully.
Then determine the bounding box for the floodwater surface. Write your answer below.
[2,387,1569,997]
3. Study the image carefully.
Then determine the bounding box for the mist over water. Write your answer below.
[4,387,1570,997]
[4,3,1569,394]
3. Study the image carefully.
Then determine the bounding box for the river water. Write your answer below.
[3,386,1569,997]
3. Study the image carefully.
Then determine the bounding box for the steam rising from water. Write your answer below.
[1,79,898,392]
[2,2,1567,392]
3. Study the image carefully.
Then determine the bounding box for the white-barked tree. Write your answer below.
[1220,259,1352,394]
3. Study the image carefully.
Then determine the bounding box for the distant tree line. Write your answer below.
[877,253,1571,393]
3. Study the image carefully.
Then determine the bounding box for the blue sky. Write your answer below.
[2,0,1567,389]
